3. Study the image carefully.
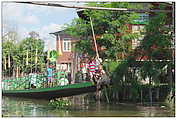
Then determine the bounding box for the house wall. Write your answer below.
[57,33,79,62]
[55,32,79,83]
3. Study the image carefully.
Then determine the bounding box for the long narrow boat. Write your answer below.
[2,82,96,100]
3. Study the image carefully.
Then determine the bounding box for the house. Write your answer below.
[50,30,80,83]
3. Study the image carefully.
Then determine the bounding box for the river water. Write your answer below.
[2,94,175,117]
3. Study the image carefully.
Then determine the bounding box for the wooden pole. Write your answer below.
[15,2,172,13]
[90,17,99,58]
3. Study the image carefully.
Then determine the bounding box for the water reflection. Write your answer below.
[2,95,175,117]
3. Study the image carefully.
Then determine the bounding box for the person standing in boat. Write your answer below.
[88,57,97,84]
[29,73,37,88]
[80,59,88,82]
[47,65,53,87]
[67,72,72,84]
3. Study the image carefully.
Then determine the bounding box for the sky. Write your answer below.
[2,2,85,51]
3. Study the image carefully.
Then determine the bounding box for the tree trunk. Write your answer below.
[13,68,16,78]
[167,65,174,103]
[156,87,159,101]
[116,91,119,102]
[21,71,24,77]
[141,89,143,104]
[104,87,110,103]
[16,67,19,78]
[149,77,152,106]
[31,65,33,73]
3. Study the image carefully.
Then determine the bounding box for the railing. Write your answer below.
[2,72,69,90]
[2,74,47,90]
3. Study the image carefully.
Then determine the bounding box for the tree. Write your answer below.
[66,2,141,60]
[65,2,144,102]
[65,2,173,103]
[2,40,16,77]
[29,31,40,39]
[2,32,46,78]
[130,3,174,104]
[19,36,45,74]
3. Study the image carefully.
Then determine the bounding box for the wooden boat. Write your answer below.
[2,82,96,100]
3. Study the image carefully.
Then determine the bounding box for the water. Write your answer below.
[2,94,175,117]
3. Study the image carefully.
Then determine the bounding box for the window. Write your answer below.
[137,13,149,22]
[132,25,139,32]
[140,13,149,22]
[133,13,149,24]
[139,26,145,31]
[63,38,71,52]
[60,63,71,72]
[132,35,144,49]
[132,39,139,49]
[132,25,145,33]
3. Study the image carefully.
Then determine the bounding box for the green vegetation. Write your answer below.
[66,2,141,60]
[2,2,174,106]
[49,98,71,109]
[66,2,174,104]
[2,32,46,78]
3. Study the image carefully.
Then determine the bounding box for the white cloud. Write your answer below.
[39,23,63,36]
[21,15,39,25]
[37,23,64,51]
[2,3,40,26]
[2,2,78,51]
[17,27,29,40]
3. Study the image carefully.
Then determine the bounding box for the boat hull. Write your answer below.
[2,82,97,100]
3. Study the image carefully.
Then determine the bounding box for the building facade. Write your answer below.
[50,30,80,83]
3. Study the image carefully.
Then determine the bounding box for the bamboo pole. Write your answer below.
[90,17,99,58]
[15,2,172,13]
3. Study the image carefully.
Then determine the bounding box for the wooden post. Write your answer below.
[149,77,152,106]
[141,89,143,104]
[104,86,110,103]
